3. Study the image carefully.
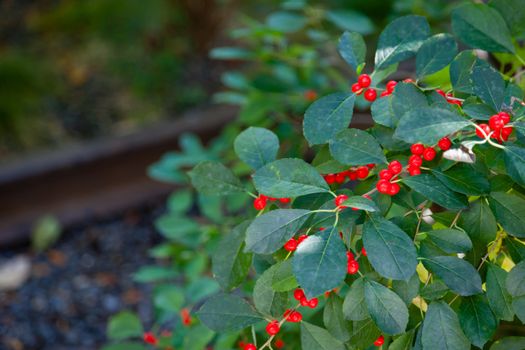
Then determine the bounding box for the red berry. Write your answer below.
[410,143,425,155]
[143,332,158,345]
[181,308,191,326]
[279,197,291,204]
[284,238,298,252]
[437,137,452,151]
[476,123,491,139]
[380,91,390,97]
[325,174,336,184]
[364,88,377,102]
[409,155,423,167]
[403,78,415,83]
[266,321,280,336]
[422,147,436,161]
[374,335,385,346]
[367,163,376,169]
[388,182,400,196]
[376,179,391,194]
[335,194,349,208]
[286,310,302,322]
[304,89,318,102]
[253,196,267,210]
[489,115,505,130]
[361,247,367,256]
[379,169,394,181]
[386,80,397,92]
[358,74,371,88]
[244,344,257,350]
[492,127,502,141]
[347,251,355,261]
[297,234,308,244]
[351,83,363,94]
[300,298,310,306]
[356,166,369,179]
[307,298,319,308]
[498,112,511,124]
[294,288,305,301]
[436,89,446,97]
[347,260,359,274]
[348,171,358,180]
[388,160,403,174]
[408,166,421,176]
[274,339,284,349]
[501,126,513,138]
[335,172,346,183]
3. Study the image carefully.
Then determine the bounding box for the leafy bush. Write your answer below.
[186,3,525,350]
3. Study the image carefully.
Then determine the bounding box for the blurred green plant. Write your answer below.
[31,215,62,253]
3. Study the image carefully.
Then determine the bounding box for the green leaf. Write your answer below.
[506,260,525,297]
[329,129,387,166]
[197,294,263,332]
[472,64,506,111]
[343,277,369,321]
[209,47,253,60]
[189,161,244,195]
[422,301,470,350]
[490,0,525,37]
[392,273,420,305]
[490,337,525,350]
[512,295,525,323]
[421,280,449,301]
[234,127,279,170]
[301,321,346,350]
[422,256,482,296]
[489,192,525,238]
[153,285,184,312]
[504,145,525,187]
[451,3,515,53]
[133,266,177,283]
[107,311,143,340]
[293,227,347,298]
[271,260,298,292]
[389,330,415,350]
[375,15,430,69]
[182,324,215,350]
[253,264,289,317]
[341,196,379,212]
[371,94,395,127]
[363,215,418,280]
[253,158,329,198]
[245,209,311,254]
[391,83,429,127]
[506,237,525,263]
[166,190,192,213]
[402,174,468,210]
[416,34,457,79]
[426,229,473,253]
[458,295,497,348]
[349,318,382,348]
[326,10,374,35]
[450,50,482,94]
[154,215,201,246]
[338,32,366,71]
[431,164,490,196]
[266,11,306,32]
[462,101,496,120]
[459,199,497,244]
[303,93,356,145]
[323,295,351,342]
[394,107,470,145]
[212,221,252,291]
[365,279,409,335]
[486,264,514,321]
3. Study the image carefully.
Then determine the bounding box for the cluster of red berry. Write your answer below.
[436,89,462,106]
[375,160,403,195]
[283,234,308,251]
[352,73,399,102]
[476,112,513,142]
[347,251,359,274]
[323,164,374,185]
[253,195,291,211]
[294,288,319,308]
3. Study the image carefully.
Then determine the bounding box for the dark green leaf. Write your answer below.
[422,256,482,296]
[421,280,449,301]
[293,227,347,298]
[392,273,420,305]
[490,0,525,37]
[472,64,506,111]
[451,3,515,53]
[253,158,329,198]
[462,101,496,120]
[271,260,298,292]
[402,174,468,210]
[326,10,374,35]
[197,294,263,332]
[190,161,244,195]
[486,264,514,321]
[512,295,525,323]
[371,94,395,127]
[506,237,525,263]
[234,127,279,169]
[394,107,470,145]
[364,279,409,335]
[107,311,143,340]
[416,34,458,78]
[338,32,366,71]
[343,277,369,321]
[182,324,215,350]
[389,330,415,350]
[245,209,311,254]
[460,199,497,244]
[506,260,525,297]
[375,15,430,69]
[303,93,355,145]
[212,221,253,291]
[363,215,418,280]
[153,285,184,312]
[504,145,525,187]
[329,129,387,166]
[422,301,470,350]
[458,295,497,348]
[349,318,382,349]
[253,264,288,317]
[301,321,346,350]
[209,47,253,60]
[323,295,351,342]
[391,83,429,127]
[489,192,525,238]
[266,11,306,33]
[341,196,379,212]
[431,164,490,196]
[490,336,525,350]
[426,229,473,253]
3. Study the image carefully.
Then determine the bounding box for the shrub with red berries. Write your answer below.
[184,8,525,350]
